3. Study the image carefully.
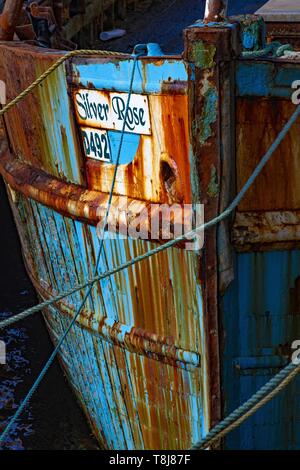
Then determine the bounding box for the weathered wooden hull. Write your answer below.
[2,11,300,450]
[0,42,211,449]
[8,193,207,449]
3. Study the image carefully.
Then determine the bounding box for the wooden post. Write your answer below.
[184,20,239,432]
[0,0,24,40]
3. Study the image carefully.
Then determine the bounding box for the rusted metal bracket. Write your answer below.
[0,144,193,248]
[40,298,201,370]
[233,211,300,252]
[28,2,57,27]
[26,2,58,47]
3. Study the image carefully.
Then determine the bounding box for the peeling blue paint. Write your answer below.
[236,62,300,98]
[72,59,187,94]
[38,68,83,184]
[13,194,209,449]
[222,251,300,450]
[199,87,218,144]
[189,20,238,30]
[242,31,256,50]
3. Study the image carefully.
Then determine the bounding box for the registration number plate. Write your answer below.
[81,127,111,163]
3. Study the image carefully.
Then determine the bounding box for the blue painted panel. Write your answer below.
[72,59,187,94]
[108,131,140,165]
[236,61,300,99]
[222,250,300,449]
[188,21,238,30]
[38,68,83,184]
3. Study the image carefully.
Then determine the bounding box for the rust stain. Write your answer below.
[83,93,192,205]
[160,94,192,204]
[9,190,207,449]
[0,42,84,183]
[233,211,300,252]
[237,98,300,212]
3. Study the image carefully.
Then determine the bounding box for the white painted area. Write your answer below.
[0,80,6,105]
[74,90,151,135]
[204,0,211,19]
[81,127,112,162]
[256,0,300,22]
[141,138,153,201]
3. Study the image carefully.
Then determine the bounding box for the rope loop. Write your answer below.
[242,41,293,59]
[0,49,129,117]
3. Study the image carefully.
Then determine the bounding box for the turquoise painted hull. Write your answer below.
[9,194,209,450]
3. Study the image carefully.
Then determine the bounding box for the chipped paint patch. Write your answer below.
[191,42,216,69]
[238,15,265,51]
[193,79,218,145]
[7,193,210,449]
[207,165,219,198]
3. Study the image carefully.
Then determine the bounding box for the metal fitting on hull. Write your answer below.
[204,0,228,22]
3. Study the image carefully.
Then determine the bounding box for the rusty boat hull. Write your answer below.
[0,42,211,449]
[2,6,300,450]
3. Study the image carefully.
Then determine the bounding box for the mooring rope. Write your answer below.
[0,50,144,446]
[1,103,300,331]
[191,361,300,449]
[242,41,293,59]
[0,49,128,117]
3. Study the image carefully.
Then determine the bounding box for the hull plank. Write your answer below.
[8,192,208,449]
